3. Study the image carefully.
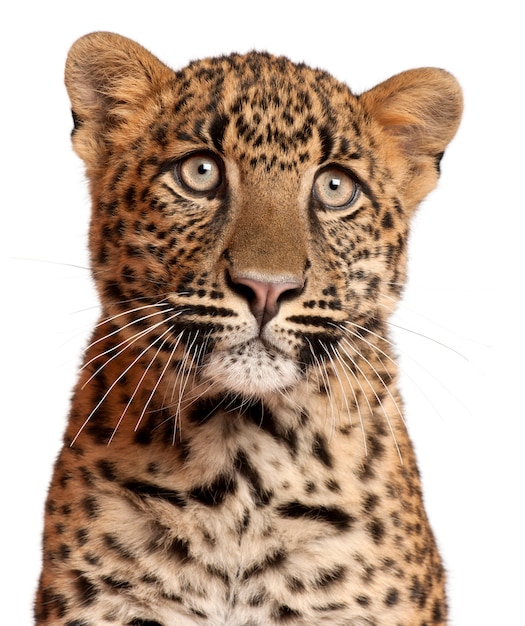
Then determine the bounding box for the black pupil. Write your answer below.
[198,162,211,175]
[329,178,340,191]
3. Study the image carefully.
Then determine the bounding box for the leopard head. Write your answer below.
[65,32,462,400]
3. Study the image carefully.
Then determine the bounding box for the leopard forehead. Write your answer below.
[143,51,365,173]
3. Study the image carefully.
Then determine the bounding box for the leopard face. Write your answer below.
[67,34,461,402]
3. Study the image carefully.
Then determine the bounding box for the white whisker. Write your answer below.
[70,327,174,447]
[336,339,403,462]
[133,333,184,437]
[388,320,468,361]
[172,332,200,441]
[86,305,174,351]
[80,311,182,387]
[330,344,369,455]
[106,328,180,445]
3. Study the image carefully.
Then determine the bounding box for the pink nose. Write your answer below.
[229,275,303,327]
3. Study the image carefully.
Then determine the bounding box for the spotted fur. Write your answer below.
[35,32,462,625]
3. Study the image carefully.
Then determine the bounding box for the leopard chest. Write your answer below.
[55,385,424,625]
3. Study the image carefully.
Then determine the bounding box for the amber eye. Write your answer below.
[313,167,359,210]
[176,153,222,193]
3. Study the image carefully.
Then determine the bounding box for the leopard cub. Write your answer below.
[35,32,462,626]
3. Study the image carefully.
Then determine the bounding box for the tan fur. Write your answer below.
[36,32,462,625]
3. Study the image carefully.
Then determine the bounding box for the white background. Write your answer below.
[2,1,523,624]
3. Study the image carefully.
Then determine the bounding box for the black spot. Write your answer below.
[367,518,386,544]
[244,400,298,455]
[101,575,133,591]
[384,588,400,606]
[235,451,273,506]
[286,576,306,592]
[83,552,100,566]
[233,508,249,536]
[432,598,446,623]
[167,536,191,561]
[103,534,135,560]
[73,571,99,606]
[367,433,386,460]
[274,605,301,620]
[318,603,352,615]
[128,620,164,626]
[206,564,230,586]
[124,185,137,210]
[409,575,428,608]
[36,587,69,620]
[312,433,333,468]
[187,396,224,425]
[71,109,83,132]
[381,211,394,229]
[123,480,186,508]
[242,548,287,580]
[435,151,445,174]
[318,124,335,163]
[96,459,118,482]
[147,521,191,561]
[189,473,237,506]
[153,123,169,147]
[277,501,354,531]
[362,493,379,514]
[313,565,346,589]
[208,113,230,153]
[247,590,266,606]
[59,543,71,560]
[81,496,100,519]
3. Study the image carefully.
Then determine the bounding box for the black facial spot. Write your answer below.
[208,113,230,153]
[318,125,335,163]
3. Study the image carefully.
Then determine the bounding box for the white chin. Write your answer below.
[200,339,301,398]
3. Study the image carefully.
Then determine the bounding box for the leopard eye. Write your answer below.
[176,153,222,193]
[313,167,359,210]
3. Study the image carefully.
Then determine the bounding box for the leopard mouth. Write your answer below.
[199,338,302,398]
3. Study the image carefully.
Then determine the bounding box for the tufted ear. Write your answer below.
[64,31,173,169]
[360,68,462,205]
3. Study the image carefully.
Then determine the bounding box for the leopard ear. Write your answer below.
[64,32,173,168]
[361,67,463,155]
[360,68,463,210]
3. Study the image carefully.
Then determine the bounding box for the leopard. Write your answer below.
[34,31,462,626]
